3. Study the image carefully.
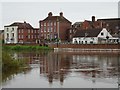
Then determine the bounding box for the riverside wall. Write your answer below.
[48,44,120,49]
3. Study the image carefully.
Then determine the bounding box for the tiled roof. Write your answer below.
[5,22,33,29]
[74,29,102,37]
[42,16,71,23]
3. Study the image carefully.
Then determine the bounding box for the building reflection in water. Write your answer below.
[11,51,119,85]
[39,52,118,85]
[40,51,71,84]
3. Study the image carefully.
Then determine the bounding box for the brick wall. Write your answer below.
[49,44,120,49]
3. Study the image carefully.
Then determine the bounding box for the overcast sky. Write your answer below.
[0,0,119,30]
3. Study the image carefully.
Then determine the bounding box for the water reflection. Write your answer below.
[2,50,120,88]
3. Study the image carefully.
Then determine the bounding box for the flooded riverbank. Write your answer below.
[2,50,120,88]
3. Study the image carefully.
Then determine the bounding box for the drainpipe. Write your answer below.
[56,17,59,47]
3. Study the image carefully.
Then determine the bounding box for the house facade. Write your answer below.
[39,12,71,42]
[4,21,40,44]
[97,18,120,36]
[72,28,119,44]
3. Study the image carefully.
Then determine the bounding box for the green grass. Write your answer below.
[2,45,52,51]
[2,51,30,72]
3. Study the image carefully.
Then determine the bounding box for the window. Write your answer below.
[82,41,83,44]
[91,37,94,40]
[19,35,21,39]
[48,22,50,26]
[28,29,30,33]
[48,28,50,32]
[12,33,14,38]
[18,30,20,33]
[41,34,43,37]
[7,33,9,38]
[51,22,53,26]
[51,27,53,32]
[22,29,23,33]
[12,28,14,32]
[32,30,34,33]
[54,22,56,26]
[7,28,9,32]
[35,30,36,33]
[31,35,33,39]
[44,34,46,38]
[28,35,30,39]
[54,29,56,32]
[44,22,46,26]
[70,30,72,33]
[90,41,93,44]
[41,22,43,26]
[101,32,104,36]
[44,27,46,32]
[85,41,87,44]
[22,35,23,39]
[41,29,43,32]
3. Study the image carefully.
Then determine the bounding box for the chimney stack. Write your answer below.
[60,12,63,17]
[48,12,52,17]
[92,16,95,22]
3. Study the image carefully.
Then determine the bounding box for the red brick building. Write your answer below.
[67,16,120,42]
[4,21,40,44]
[82,16,101,29]
[39,12,71,42]
[97,18,120,36]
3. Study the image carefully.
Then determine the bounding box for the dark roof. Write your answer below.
[5,22,33,29]
[42,16,71,23]
[34,28,39,30]
[0,30,4,34]
[74,29,102,37]
[97,18,120,21]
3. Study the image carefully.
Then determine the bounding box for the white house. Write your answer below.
[72,28,119,44]
[4,26,18,44]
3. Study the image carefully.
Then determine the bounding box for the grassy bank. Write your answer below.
[2,51,31,82]
[2,45,52,51]
[2,51,29,72]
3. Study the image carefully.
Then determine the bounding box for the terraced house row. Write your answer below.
[3,12,120,44]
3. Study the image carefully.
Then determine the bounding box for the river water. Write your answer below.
[2,50,120,88]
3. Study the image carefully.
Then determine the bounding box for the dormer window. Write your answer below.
[101,32,104,36]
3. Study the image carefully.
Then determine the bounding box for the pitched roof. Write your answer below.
[5,22,33,29]
[42,16,71,23]
[97,18,120,21]
[74,29,102,37]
